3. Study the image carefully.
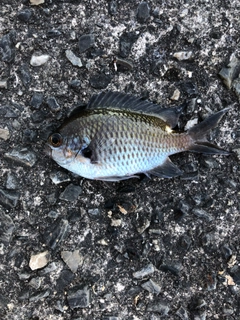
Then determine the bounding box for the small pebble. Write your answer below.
[59,184,82,202]
[108,0,118,15]
[30,0,45,5]
[0,211,15,245]
[141,279,161,294]
[232,77,240,100]
[30,54,50,66]
[42,218,70,250]
[0,128,10,140]
[69,79,81,90]
[89,73,111,89]
[119,32,138,58]
[56,269,75,292]
[219,54,240,89]
[67,286,91,309]
[29,290,50,302]
[192,208,213,221]
[176,306,189,320]
[0,188,20,209]
[46,96,61,112]
[0,31,16,63]
[137,2,150,23]
[61,250,83,273]
[66,50,83,67]
[79,34,95,53]
[0,80,8,89]
[47,29,62,37]
[6,173,18,190]
[5,148,37,167]
[173,51,193,61]
[30,92,44,109]
[170,88,180,100]
[17,9,33,22]
[133,263,155,279]
[50,171,71,184]
[29,251,50,270]
[18,64,31,86]
[146,299,169,315]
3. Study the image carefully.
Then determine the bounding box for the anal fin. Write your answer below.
[147,158,182,178]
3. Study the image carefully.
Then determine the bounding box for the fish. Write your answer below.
[46,91,231,181]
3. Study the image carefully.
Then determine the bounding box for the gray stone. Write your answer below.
[141,279,161,294]
[59,184,82,202]
[146,299,169,315]
[133,263,155,279]
[46,96,61,112]
[0,210,15,245]
[5,148,37,167]
[219,54,240,89]
[137,2,150,23]
[78,34,95,53]
[176,306,189,320]
[61,250,84,273]
[50,171,71,184]
[67,286,91,309]
[0,188,20,209]
[66,50,83,67]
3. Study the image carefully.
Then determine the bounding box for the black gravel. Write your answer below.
[0,1,239,319]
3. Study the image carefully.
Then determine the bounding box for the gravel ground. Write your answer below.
[0,1,239,319]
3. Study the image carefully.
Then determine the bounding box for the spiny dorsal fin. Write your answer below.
[87,91,185,128]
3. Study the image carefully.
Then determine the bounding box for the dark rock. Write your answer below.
[0,30,16,63]
[137,2,150,23]
[69,79,81,90]
[176,306,189,320]
[159,261,183,276]
[59,184,82,202]
[78,34,95,53]
[89,73,111,89]
[178,235,192,252]
[146,299,169,315]
[30,92,44,109]
[67,285,91,309]
[0,104,20,118]
[46,96,61,112]
[229,265,240,285]
[219,55,240,89]
[119,32,139,58]
[17,9,33,22]
[47,29,62,37]
[206,273,217,291]
[5,148,37,167]
[18,64,31,87]
[192,208,213,221]
[29,289,51,302]
[0,188,20,209]
[108,1,118,15]
[42,218,70,250]
[221,244,232,260]
[0,209,15,245]
[31,110,48,123]
[141,279,161,294]
[56,269,75,292]
[22,129,37,144]
[180,81,198,96]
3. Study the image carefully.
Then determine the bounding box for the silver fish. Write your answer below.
[46,91,230,181]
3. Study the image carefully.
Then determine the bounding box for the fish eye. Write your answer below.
[49,133,63,147]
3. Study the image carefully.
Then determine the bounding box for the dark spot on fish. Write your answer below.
[123,146,127,153]
[82,146,92,159]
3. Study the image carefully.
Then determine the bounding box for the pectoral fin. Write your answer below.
[147,158,182,178]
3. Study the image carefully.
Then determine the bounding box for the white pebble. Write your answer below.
[30,0,45,5]
[171,88,181,100]
[30,54,50,66]
[185,118,198,131]
[29,251,49,270]
[65,50,83,67]
[173,51,193,61]
[0,128,10,140]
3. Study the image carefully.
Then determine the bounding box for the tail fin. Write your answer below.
[188,108,231,155]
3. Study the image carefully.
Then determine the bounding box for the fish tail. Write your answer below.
[187,108,231,155]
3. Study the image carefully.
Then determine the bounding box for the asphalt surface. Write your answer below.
[0,1,239,319]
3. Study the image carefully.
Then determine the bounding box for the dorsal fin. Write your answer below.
[87,91,185,128]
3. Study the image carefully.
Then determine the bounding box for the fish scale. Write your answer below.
[47,91,230,181]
